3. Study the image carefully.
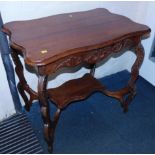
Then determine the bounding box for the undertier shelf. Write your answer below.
[48,74,105,109]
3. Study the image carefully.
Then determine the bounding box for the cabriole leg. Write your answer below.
[11,49,38,111]
[123,43,144,112]
[101,43,144,112]
[50,108,61,151]
[38,75,52,152]
[38,75,62,152]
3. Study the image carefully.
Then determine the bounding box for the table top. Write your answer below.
[3,8,150,67]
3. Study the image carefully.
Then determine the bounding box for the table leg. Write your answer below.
[90,64,96,76]
[38,75,62,152]
[11,50,38,111]
[123,43,144,112]
[101,43,144,112]
[38,75,53,152]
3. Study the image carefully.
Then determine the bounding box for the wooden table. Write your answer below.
[2,8,150,152]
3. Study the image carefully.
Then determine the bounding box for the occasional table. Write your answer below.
[2,8,150,152]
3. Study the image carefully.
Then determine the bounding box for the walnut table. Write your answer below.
[2,8,151,152]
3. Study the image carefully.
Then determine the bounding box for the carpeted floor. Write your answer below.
[26,70,155,153]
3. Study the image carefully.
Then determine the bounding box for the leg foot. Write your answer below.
[48,146,53,153]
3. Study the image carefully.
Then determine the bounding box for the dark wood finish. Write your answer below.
[38,37,137,75]
[48,73,106,109]
[2,8,151,152]
[38,75,52,152]
[11,49,38,111]
[3,8,150,67]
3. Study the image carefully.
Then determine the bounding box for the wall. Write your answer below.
[136,3,155,86]
[0,1,154,120]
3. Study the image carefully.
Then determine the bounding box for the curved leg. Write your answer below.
[50,108,61,152]
[11,50,38,111]
[101,43,144,112]
[52,108,61,131]
[38,75,62,152]
[128,43,144,87]
[123,43,144,112]
[38,75,52,152]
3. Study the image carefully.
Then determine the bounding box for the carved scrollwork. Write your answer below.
[128,43,144,87]
[11,49,38,111]
[112,42,123,52]
[49,38,134,74]
[40,37,136,75]
[84,49,102,64]
[55,56,82,70]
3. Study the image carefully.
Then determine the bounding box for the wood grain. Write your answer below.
[48,74,106,109]
[3,8,150,67]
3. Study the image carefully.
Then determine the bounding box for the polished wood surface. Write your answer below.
[3,8,150,67]
[3,8,151,152]
[48,73,105,109]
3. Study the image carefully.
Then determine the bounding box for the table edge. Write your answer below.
[2,8,151,68]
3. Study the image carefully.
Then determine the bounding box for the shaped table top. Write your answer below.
[3,8,150,67]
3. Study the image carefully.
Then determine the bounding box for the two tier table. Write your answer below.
[2,8,151,152]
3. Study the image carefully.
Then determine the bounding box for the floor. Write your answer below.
[0,113,43,153]
[26,70,155,153]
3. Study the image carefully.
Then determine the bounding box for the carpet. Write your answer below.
[26,70,155,153]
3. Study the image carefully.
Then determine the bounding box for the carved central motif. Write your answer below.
[45,38,135,74]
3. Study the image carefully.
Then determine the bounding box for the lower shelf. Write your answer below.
[48,74,105,109]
